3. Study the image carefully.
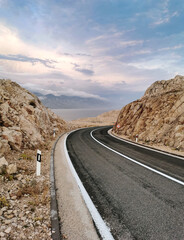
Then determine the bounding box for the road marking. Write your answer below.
[91,129,184,186]
[64,133,115,240]
[108,129,184,161]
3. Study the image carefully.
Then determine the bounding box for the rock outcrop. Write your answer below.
[0,79,66,156]
[113,75,184,151]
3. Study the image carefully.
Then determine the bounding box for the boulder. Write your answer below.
[2,127,22,150]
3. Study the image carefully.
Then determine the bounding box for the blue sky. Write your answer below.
[0,0,184,108]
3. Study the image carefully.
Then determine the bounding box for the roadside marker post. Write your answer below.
[116,124,120,133]
[53,129,56,138]
[136,134,138,143]
[36,150,41,176]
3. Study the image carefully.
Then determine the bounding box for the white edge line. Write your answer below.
[108,129,184,161]
[91,129,184,186]
[64,132,115,240]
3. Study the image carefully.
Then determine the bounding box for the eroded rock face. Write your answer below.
[113,75,184,151]
[0,79,66,155]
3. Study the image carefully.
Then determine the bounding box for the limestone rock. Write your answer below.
[0,157,8,174]
[6,164,17,175]
[0,79,66,154]
[0,140,11,157]
[2,127,22,151]
[114,75,184,151]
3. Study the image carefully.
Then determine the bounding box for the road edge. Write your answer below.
[65,129,115,240]
[108,129,184,160]
[50,134,64,240]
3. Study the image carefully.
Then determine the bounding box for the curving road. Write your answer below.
[66,126,184,240]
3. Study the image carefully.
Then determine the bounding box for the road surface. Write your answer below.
[66,126,184,240]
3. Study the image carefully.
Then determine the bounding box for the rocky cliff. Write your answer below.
[0,79,66,156]
[113,75,184,151]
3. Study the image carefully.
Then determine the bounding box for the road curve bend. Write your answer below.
[66,126,184,240]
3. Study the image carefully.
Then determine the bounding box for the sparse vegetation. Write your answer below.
[0,166,14,181]
[0,195,9,208]
[20,153,33,161]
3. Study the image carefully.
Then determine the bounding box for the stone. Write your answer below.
[6,163,17,175]
[7,210,13,214]
[13,210,17,215]
[4,226,11,234]
[16,174,22,180]
[1,207,7,212]
[0,232,5,237]
[19,213,24,218]
[4,220,11,225]
[1,128,22,151]
[5,214,14,219]
[0,157,8,167]
[21,217,26,221]
[0,140,11,157]
[11,196,17,200]
[0,157,8,174]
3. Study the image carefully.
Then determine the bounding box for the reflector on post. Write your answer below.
[36,149,41,176]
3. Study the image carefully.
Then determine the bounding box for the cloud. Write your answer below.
[76,53,91,57]
[151,0,179,26]
[153,11,179,26]
[71,62,94,76]
[158,45,183,52]
[86,35,108,45]
[63,53,73,56]
[0,54,57,68]
[75,68,94,76]
[120,40,144,47]
[21,82,106,100]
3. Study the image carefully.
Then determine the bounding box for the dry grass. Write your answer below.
[0,195,9,208]
[13,177,50,209]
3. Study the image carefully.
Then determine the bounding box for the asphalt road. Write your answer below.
[66,126,184,240]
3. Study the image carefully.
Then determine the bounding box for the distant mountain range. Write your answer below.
[34,92,109,109]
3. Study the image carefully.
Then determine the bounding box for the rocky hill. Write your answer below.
[0,79,68,239]
[0,79,66,157]
[113,75,184,152]
[35,92,109,109]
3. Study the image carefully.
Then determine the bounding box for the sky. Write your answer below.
[0,0,184,108]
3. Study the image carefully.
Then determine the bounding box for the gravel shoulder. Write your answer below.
[54,133,100,240]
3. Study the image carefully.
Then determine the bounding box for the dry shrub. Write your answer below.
[15,180,41,199]
[0,195,9,208]
[20,153,32,161]
[15,179,49,205]
[0,166,14,181]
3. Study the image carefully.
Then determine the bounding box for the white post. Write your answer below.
[136,134,138,143]
[53,129,56,138]
[36,150,41,176]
